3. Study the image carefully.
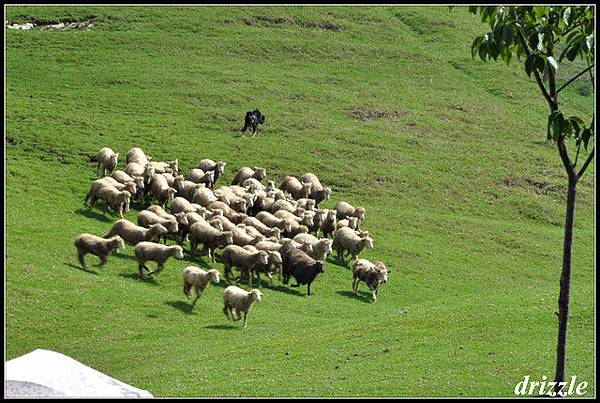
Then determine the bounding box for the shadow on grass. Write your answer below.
[118,272,160,285]
[74,207,114,223]
[269,284,306,297]
[63,262,100,275]
[165,300,196,315]
[112,251,137,261]
[205,323,239,330]
[336,290,372,303]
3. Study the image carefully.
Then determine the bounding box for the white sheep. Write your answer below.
[243,246,282,287]
[134,241,183,279]
[182,266,221,307]
[171,197,206,215]
[104,219,168,245]
[292,233,333,261]
[126,147,151,165]
[222,285,263,328]
[111,170,145,192]
[147,173,177,207]
[188,221,234,262]
[335,201,366,228]
[299,172,332,206]
[222,244,269,287]
[85,182,131,218]
[242,217,282,239]
[230,166,267,186]
[352,259,390,302]
[332,227,374,263]
[187,169,215,189]
[279,176,313,200]
[96,147,119,177]
[197,159,227,184]
[74,233,125,268]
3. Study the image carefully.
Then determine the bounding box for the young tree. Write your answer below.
[468,6,594,397]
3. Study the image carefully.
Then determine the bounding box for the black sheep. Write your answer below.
[241,109,265,137]
[280,241,325,295]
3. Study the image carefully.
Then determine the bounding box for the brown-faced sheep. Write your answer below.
[231,166,266,186]
[222,286,263,328]
[222,245,269,287]
[335,217,359,232]
[187,168,215,189]
[104,219,167,245]
[320,209,338,238]
[332,227,374,263]
[85,182,131,218]
[352,259,390,302]
[299,172,332,207]
[74,233,125,268]
[292,233,333,261]
[188,221,234,262]
[279,176,313,200]
[335,201,366,228]
[197,159,226,184]
[96,147,119,177]
[134,242,183,279]
[182,266,221,307]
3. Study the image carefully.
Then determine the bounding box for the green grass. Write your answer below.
[5,5,595,397]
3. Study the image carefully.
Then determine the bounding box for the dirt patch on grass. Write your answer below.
[6,136,22,146]
[502,176,565,196]
[348,107,405,121]
[244,15,342,31]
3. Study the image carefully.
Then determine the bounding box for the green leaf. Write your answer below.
[525,54,535,77]
[534,6,547,19]
[547,56,558,72]
[563,7,572,26]
[502,25,514,45]
[581,128,592,149]
[535,55,547,73]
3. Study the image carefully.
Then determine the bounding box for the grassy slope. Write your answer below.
[5,6,595,397]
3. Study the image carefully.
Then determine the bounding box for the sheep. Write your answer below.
[173,176,205,201]
[335,217,359,232]
[206,201,247,223]
[231,225,264,247]
[269,198,299,214]
[148,159,179,175]
[222,286,263,328]
[197,159,226,184]
[335,201,366,228]
[178,212,222,245]
[111,170,145,192]
[242,246,282,287]
[104,219,168,245]
[126,147,151,165]
[188,221,234,262]
[214,188,254,212]
[255,211,293,233]
[352,259,390,302]
[124,162,156,193]
[170,197,206,215]
[332,227,374,263]
[320,209,338,238]
[292,233,333,261]
[147,173,177,207]
[187,168,215,189]
[209,215,237,231]
[74,233,125,268]
[242,178,275,192]
[299,172,332,207]
[134,241,183,279]
[145,205,189,244]
[85,182,131,218]
[182,266,221,307]
[96,147,119,177]
[221,245,269,286]
[97,177,138,197]
[279,176,313,200]
[192,186,227,207]
[231,166,266,186]
[137,209,179,236]
[279,240,325,295]
[242,217,281,239]
[274,209,313,227]
[295,198,316,211]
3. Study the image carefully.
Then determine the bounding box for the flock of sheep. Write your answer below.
[75,146,390,327]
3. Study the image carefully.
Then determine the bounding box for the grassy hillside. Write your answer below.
[5,6,595,397]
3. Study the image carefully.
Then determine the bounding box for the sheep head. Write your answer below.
[249,289,263,302]
[172,245,184,259]
[208,269,221,283]
[313,261,325,274]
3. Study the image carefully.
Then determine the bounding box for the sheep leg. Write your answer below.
[243,312,249,328]
[148,262,163,275]
[210,248,216,263]
[138,263,146,279]
[307,282,312,295]
[191,292,201,307]
[98,254,107,267]
[233,308,242,321]
[223,304,231,320]
[371,286,377,302]
[248,270,254,288]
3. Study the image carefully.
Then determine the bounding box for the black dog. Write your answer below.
[241,109,265,137]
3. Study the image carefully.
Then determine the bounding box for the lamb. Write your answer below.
[352,259,390,302]
[170,197,206,215]
[332,227,374,263]
[279,240,325,296]
[148,173,177,207]
[104,219,168,245]
[197,159,226,184]
[126,147,151,165]
[222,286,263,328]
[335,201,366,228]
[188,221,234,262]
[182,266,221,307]
[231,166,267,186]
[243,246,282,287]
[299,172,332,206]
[279,176,313,200]
[74,233,125,269]
[134,242,183,279]
[96,147,119,177]
[242,217,281,239]
[335,217,359,231]
[221,245,269,287]
[320,209,338,238]
[255,211,293,233]
[187,169,215,189]
[85,182,131,218]
[292,233,333,261]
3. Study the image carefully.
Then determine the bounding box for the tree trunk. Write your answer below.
[553,175,577,396]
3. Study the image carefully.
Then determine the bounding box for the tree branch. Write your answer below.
[556,138,576,180]
[577,148,595,180]
[573,141,582,168]
[517,31,555,108]
[556,64,595,94]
